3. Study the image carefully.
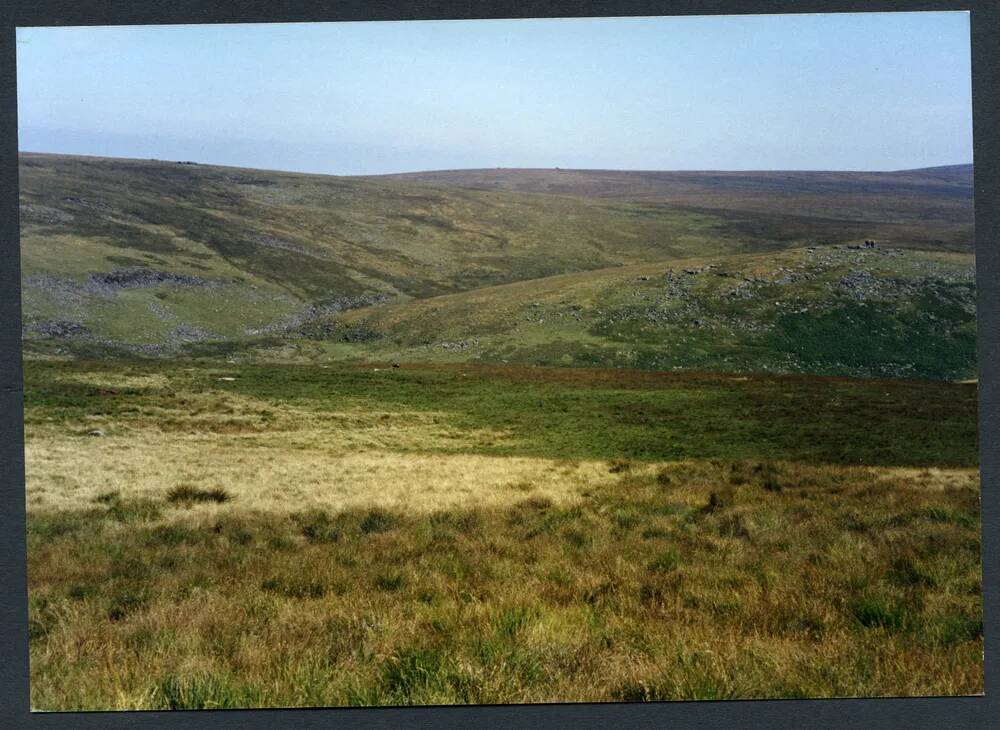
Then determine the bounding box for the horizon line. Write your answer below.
[16,149,974,178]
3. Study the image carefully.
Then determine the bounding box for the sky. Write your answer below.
[16,12,972,175]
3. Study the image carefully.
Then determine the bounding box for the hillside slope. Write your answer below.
[20,154,976,378]
[18,153,801,351]
[368,166,974,250]
[321,245,976,380]
[20,153,767,299]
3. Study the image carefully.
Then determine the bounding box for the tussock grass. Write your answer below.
[293,510,342,544]
[23,361,982,708]
[166,485,232,505]
[26,459,982,709]
[608,459,634,474]
[107,497,162,523]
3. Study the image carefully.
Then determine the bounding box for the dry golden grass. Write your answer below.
[26,458,983,710]
[25,432,611,514]
[24,361,983,709]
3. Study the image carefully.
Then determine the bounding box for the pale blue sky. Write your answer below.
[16,12,972,175]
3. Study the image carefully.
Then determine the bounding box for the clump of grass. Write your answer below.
[927,614,983,646]
[888,556,938,588]
[266,535,296,551]
[26,512,93,540]
[638,582,665,605]
[728,462,752,486]
[380,647,456,703]
[613,679,667,702]
[67,584,97,601]
[611,507,641,530]
[762,474,783,493]
[156,673,256,710]
[647,549,680,573]
[107,497,162,523]
[494,606,539,638]
[429,510,481,534]
[166,484,232,505]
[717,513,751,539]
[509,480,535,492]
[360,508,396,535]
[293,510,341,543]
[656,469,673,487]
[107,589,150,622]
[143,524,200,547]
[211,517,255,545]
[374,572,406,592]
[608,459,634,474]
[563,527,591,547]
[852,596,909,631]
[261,577,327,599]
[515,495,553,513]
[27,596,58,641]
[785,614,826,638]
[923,507,976,528]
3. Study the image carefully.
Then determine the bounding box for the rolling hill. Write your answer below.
[19,153,976,379]
[367,165,974,246]
[308,245,976,380]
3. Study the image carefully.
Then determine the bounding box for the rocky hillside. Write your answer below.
[19,153,976,379]
[325,244,976,380]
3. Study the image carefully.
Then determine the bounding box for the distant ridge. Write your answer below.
[364,163,973,177]
[20,150,971,180]
[17,153,976,378]
[892,163,973,174]
[363,164,973,228]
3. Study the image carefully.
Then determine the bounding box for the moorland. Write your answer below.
[20,153,982,708]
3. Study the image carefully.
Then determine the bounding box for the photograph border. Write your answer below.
[1,1,995,727]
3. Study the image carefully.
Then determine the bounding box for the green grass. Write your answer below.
[23,360,978,466]
[22,360,983,708]
[19,153,765,341]
[20,154,976,380]
[331,247,976,380]
[18,153,982,709]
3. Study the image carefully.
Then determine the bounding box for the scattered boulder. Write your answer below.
[173,326,213,343]
[33,319,88,338]
[227,174,275,186]
[62,196,116,212]
[90,268,211,290]
[19,203,74,224]
[246,232,326,258]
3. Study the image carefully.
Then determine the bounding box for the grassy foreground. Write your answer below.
[24,361,982,708]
